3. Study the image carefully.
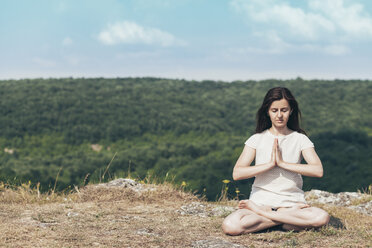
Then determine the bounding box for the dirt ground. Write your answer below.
[0,182,371,247]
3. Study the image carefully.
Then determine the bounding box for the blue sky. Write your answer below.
[2,0,372,81]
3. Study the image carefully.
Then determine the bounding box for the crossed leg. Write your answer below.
[222,200,330,235]
[222,208,281,235]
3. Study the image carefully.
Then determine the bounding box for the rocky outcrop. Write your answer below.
[305,189,372,216]
[98,179,372,217]
[95,178,156,193]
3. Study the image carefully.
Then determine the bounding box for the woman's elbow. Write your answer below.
[317,170,324,178]
[233,168,252,180]
[232,170,241,181]
[315,167,323,178]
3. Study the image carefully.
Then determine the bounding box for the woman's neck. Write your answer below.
[269,126,292,136]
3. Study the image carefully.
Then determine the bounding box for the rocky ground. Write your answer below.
[0,178,371,247]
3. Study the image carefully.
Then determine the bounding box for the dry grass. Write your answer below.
[351,194,372,206]
[0,181,371,247]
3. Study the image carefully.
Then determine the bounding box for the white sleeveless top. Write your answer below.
[244,129,314,208]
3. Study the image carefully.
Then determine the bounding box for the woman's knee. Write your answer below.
[221,209,253,236]
[311,208,330,227]
[222,219,243,236]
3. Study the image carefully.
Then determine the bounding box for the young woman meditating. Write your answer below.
[222,87,330,235]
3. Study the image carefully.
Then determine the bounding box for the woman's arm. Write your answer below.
[276,146,323,177]
[233,142,276,180]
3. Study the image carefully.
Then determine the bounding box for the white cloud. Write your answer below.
[230,0,335,41]
[62,37,73,46]
[98,21,186,47]
[230,0,372,54]
[231,0,372,40]
[309,0,372,39]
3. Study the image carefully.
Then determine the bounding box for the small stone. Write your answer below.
[136,228,159,236]
[67,212,79,217]
[38,223,48,228]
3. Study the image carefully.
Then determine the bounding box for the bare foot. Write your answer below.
[238,200,250,209]
[238,200,271,213]
[282,223,306,232]
[245,200,264,214]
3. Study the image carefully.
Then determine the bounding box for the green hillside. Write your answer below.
[0,78,371,199]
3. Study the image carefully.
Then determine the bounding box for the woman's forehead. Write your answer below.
[270,99,290,108]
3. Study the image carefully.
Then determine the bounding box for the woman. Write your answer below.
[222,87,330,235]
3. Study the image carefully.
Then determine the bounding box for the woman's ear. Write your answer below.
[290,110,293,115]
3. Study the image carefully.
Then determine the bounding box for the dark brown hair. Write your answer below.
[255,87,306,134]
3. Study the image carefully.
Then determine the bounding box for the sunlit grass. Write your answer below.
[0,177,371,247]
[0,180,78,204]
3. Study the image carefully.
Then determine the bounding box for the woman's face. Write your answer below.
[268,98,292,128]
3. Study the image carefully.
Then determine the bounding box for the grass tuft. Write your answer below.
[0,181,78,204]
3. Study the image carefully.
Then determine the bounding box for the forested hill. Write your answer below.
[0,78,371,200]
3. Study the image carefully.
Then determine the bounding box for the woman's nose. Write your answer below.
[278,111,282,117]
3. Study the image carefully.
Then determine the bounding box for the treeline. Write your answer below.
[0,78,371,200]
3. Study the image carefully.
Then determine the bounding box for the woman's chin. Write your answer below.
[273,122,287,127]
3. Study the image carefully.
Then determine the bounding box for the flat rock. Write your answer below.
[192,239,245,248]
[177,202,236,217]
[103,178,140,188]
[348,201,372,216]
[210,206,236,217]
[136,228,159,237]
[177,202,208,217]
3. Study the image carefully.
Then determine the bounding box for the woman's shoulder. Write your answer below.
[244,130,270,148]
[288,131,314,149]
[289,131,310,139]
[248,130,271,139]
[289,130,305,137]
